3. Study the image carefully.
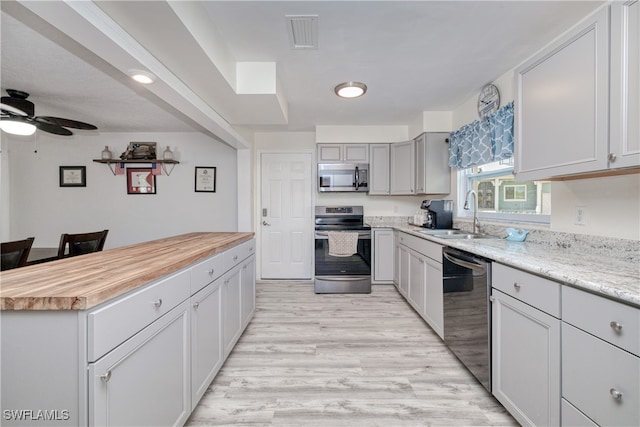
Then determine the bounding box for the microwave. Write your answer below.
[318,163,369,192]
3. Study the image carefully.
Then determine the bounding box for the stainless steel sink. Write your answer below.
[416,229,462,236]
[416,229,497,239]
[436,232,496,240]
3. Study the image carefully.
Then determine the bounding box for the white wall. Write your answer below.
[2,131,238,248]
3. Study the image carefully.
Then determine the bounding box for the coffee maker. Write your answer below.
[420,199,453,229]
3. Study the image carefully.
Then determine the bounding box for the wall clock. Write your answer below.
[477,83,500,118]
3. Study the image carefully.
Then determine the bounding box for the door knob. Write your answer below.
[262,221,271,226]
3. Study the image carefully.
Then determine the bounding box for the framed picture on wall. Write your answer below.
[59,166,86,187]
[127,168,156,194]
[195,166,216,192]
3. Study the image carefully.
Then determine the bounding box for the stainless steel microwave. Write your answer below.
[318,163,369,192]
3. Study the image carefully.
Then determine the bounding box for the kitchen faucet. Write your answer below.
[464,190,481,234]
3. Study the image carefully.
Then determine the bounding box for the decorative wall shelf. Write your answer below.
[93,159,180,176]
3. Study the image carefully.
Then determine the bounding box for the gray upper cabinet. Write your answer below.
[369,143,391,195]
[610,1,640,169]
[390,139,416,195]
[317,143,369,163]
[515,6,610,180]
[515,4,640,180]
[415,132,451,195]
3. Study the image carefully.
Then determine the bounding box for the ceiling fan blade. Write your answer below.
[0,97,34,116]
[35,116,97,130]
[33,120,73,136]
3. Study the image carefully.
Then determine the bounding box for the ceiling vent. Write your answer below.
[286,15,318,49]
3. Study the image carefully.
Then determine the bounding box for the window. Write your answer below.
[458,158,551,224]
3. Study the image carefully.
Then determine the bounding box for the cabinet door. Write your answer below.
[610,1,640,168]
[240,255,256,328]
[373,229,394,283]
[222,266,242,359]
[491,290,560,427]
[397,244,410,297]
[515,7,609,180]
[390,140,415,194]
[407,248,426,316]
[393,232,400,288]
[344,144,369,162]
[424,257,443,339]
[415,132,451,195]
[369,144,390,195]
[90,301,190,427]
[317,144,342,162]
[191,280,223,408]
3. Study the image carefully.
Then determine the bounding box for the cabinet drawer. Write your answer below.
[227,239,255,269]
[190,253,225,294]
[88,269,190,362]
[492,263,560,317]
[563,285,639,356]
[562,323,639,427]
[398,232,442,262]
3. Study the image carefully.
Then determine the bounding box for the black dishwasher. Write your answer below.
[442,247,492,392]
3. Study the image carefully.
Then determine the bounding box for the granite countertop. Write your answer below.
[373,222,639,307]
[0,232,254,311]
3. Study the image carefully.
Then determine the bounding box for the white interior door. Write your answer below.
[260,153,313,279]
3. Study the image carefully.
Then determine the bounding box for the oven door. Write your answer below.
[314,230,371,293]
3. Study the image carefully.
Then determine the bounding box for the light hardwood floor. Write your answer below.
[186,283,518,426]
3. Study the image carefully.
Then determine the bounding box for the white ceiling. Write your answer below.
[1,1,604,145]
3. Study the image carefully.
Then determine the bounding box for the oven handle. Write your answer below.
[315,276,370,282]
[315,231,371,239]
[443,251,486,272]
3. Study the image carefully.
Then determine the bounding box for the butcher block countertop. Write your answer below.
[0,232,254,311]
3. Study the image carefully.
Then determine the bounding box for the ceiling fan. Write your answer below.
[0,89,98,136]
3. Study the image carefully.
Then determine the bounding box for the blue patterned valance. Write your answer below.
[448,101,514,169]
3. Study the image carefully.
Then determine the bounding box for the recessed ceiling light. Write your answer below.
[129,69,156,84]
[334,81,367,98]
[0,120,36,136]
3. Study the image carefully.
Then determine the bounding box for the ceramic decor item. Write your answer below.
[505,228,529,242]
[101,145,112,160]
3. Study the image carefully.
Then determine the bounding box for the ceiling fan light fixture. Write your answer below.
[0,120,36,136]
[129,69,156,84]
[334,81,367,98]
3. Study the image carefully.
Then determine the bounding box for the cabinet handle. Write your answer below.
[153,299,163,308]
[513,282,521,290]
[608,153,617,162]
[243,265,247,270]
[193,301,199,309]
[208,268,215,275]
[610,321,623,332]
[100,370,112,383]
[225,279,230,285]
[610,388,623,400]
[233,255,238,261]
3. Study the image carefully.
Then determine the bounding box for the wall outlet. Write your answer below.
[575,206,587,225]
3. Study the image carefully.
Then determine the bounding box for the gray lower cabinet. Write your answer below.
[394,231,443,338]
[491,263,561,427]
[222,267,242,359]
[241,255,256,328]
[561,285,639,427]
[190,279,223,408]
[90,301,191,426]
[373,228,394,283]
